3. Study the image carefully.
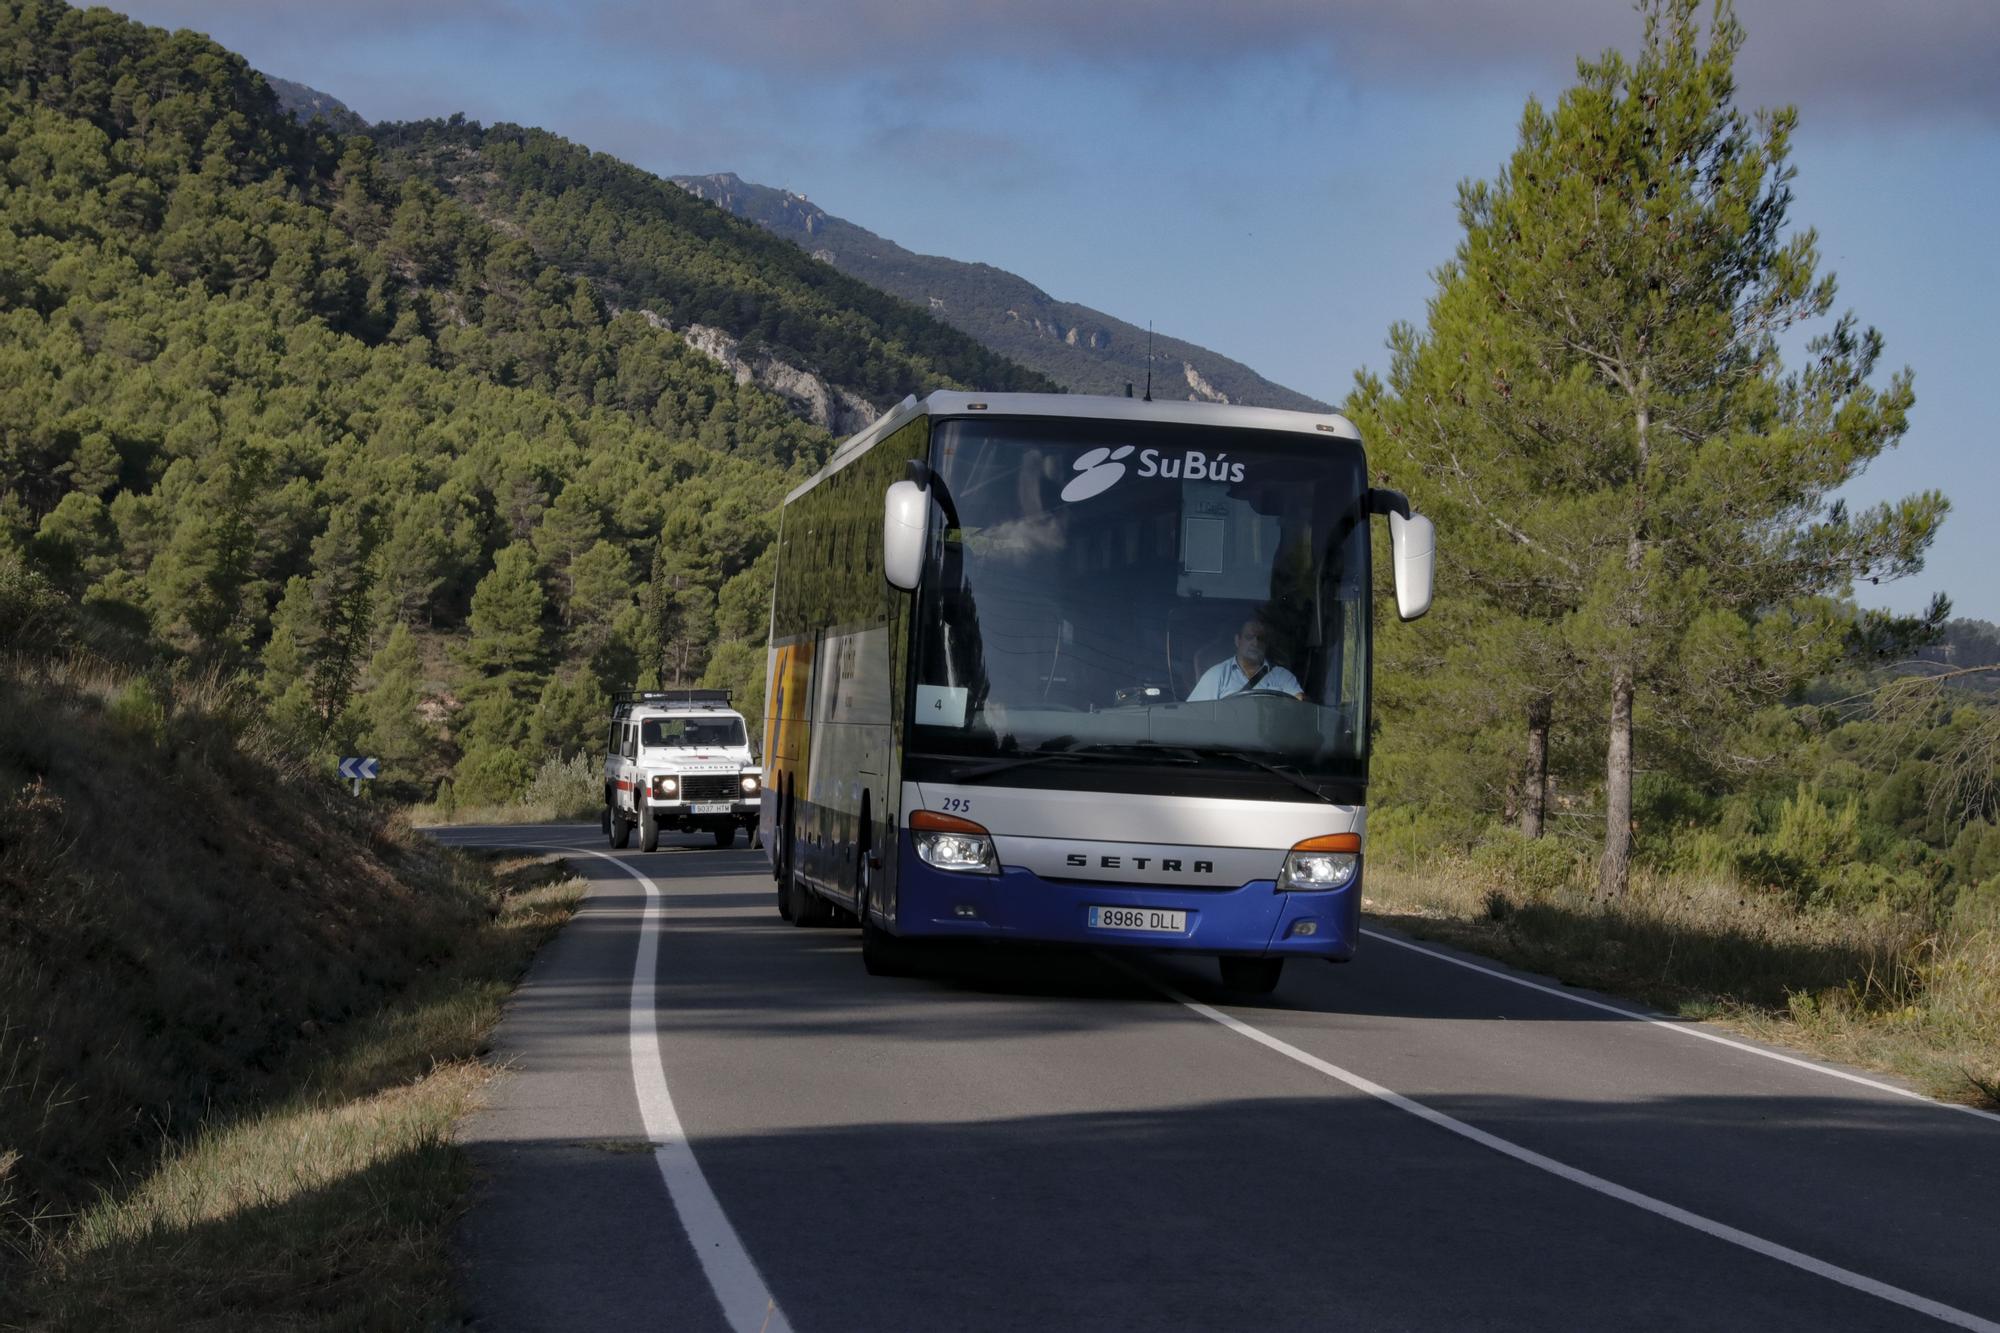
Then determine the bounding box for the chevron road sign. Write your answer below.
[339,756,381,795]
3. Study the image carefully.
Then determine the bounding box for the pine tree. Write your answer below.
[1362,0,1947,898]
[260,575,318,743]
[308,503,376,731]
[532,484,605,617]
[358,622,438,792]
[461,543,547,679]
[529,671,607,761]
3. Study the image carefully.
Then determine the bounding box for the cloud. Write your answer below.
[120,0,2000,128]
[571,0,2000,121]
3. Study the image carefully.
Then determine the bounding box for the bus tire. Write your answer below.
[639,801,660,853]
[775,792,795,920]
[1218,957,1284,995]
[859,858,915,977]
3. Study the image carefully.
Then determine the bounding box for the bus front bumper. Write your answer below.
[892,834,1359,960]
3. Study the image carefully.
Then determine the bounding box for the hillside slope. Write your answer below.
[674,171,1331,412]
[0,634,487,1258]
[0,0,1062,812]
[377,120,1059,435]
[268,75,368,134]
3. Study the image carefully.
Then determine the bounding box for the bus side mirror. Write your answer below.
[884,479,927,591]
[1389,511,1435,621]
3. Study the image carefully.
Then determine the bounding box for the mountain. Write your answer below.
[673,172,1331,413]
[0,0,1054,813]
[372,122,1057,436]
[267,75,368,134]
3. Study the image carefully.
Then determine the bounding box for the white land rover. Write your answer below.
[602,689,762,852]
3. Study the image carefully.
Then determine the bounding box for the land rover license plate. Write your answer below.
[691,802,732,815]
[1087,906,1186,934]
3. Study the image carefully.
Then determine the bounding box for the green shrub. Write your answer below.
[1634,772,1718,836]
[453,744,533,808]
[1950,822,2000,889]
[520,752,600,819]
[1368,804,1489,869]
[0,552,70,651]
[1471,827,1579,899]
[106,677,167,745]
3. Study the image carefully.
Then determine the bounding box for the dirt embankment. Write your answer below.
[0,661,496,1260]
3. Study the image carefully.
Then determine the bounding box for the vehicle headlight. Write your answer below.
[740,773,761,795]
[1279,833,1360,891]
[910,809,999,875]
[652,775,678,798]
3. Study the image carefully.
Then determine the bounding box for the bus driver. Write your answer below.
[1186,616,1305,701]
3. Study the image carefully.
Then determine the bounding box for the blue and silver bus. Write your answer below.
[761,391,1433,993]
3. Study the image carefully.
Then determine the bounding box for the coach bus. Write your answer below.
[761,391,1433,993]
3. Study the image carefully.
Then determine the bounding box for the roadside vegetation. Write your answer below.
[404,751,602,828]
[0,597,582,1324]
[1348,0,1998,1107]
[1365,844,1998,1107]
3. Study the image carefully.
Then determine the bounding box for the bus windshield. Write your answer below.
[911,417,1370,785]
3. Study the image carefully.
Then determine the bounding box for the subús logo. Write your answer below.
[1060,446,1248,502]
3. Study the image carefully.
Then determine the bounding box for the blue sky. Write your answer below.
[115,0,2000,622]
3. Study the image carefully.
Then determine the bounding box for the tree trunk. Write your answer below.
[1597,668,1634,901]
[1596,388,1648,900]
[1521,694,1551,839]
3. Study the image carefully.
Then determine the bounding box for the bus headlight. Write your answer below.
[1280,833,1360,892]
[910,809,999,875]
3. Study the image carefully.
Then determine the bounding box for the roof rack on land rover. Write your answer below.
[611,688,732,710]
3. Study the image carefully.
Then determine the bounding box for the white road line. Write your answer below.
[1128,968,2000,1332]
[1361,927,2000,1126]
[567,845,793,1333]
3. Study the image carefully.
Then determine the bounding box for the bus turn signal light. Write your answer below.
[910,809,989,835]
[910,809,999,874]
[1280,832,1360,892]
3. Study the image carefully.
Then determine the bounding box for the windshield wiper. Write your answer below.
[919,739,1199,784]
[1215,751,1341,805]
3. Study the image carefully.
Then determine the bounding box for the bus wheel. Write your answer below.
[859,862,915,977]
[1218,957,1283,995]
[784,817,826,925]
[775,802,795,920]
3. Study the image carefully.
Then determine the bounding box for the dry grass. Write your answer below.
[1365,857,2000,1109]
[8,855,581,1330]
[0,652,583,1326]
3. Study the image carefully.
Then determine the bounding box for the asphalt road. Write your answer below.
[432,821,2000,1333]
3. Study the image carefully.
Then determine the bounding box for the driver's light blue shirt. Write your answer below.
[1187,659,1303,701]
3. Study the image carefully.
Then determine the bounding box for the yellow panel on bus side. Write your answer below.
[764,637,815,784]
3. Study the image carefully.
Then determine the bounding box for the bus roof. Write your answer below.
[790,391,1364,505]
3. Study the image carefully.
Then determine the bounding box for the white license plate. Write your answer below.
[692,802,733,814]
[1087,906,1187,934]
